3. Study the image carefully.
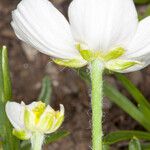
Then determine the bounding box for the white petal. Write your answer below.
[60,104,65,116]
[5,102,25,130]
[37,105,54,124]
[68,0,138,51]
[26,102,39,110]
[41,105,53,115]
[11,0,81,59]
[122,17,150,72]
[126,17,150,58]
[41,105,55,115]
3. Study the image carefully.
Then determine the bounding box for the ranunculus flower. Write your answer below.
[5,101,64,140]
[11,0,150,72]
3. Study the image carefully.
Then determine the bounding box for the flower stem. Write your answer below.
[31,132,44,150]
[91,59,104,150]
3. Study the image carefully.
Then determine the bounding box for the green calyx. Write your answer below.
[53,44,142,71]
[78,45,142,71]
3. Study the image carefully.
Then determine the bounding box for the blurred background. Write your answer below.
[0,0,150,149]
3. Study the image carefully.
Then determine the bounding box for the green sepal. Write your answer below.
[53,59,87,68]
[77,43,126,62]
[13,129,31,140]
[106,59,141,72]
[79,50,95,61]
[103,47,125,61]
[76,44,101,62]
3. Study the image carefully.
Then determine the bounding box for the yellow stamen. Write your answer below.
[32,101,46,124]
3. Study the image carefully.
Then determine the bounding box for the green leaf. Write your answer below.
[38,76,52,105]
[20,141,30,150]
[138,5,150,20]
[142,143,150,150]
[0,47,5,104]
[115,73,150,119]
[0,46,20,150]
[104,83,150,131]
[138,105,150,123]
[129,138,142,150]
[134,0,150,4]
[45,130,69,144]
[142,5,150,18]
[115,73,150,110]
[103,131,150,145]
[2,46,12,101]
[102,144,110,150]
[76,68,91,85]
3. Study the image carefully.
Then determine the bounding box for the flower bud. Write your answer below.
[5,101,64,140]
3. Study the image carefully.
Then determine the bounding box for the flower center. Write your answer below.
[32,102,46,124]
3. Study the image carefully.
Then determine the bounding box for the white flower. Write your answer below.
[5,101,64,140]
[11,0,150,72]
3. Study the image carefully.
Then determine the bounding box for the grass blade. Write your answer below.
[2,46,12,101]
[38,76,52,105]
[103,131,150,145]
[134,0,150,4]
[104,83,150,131]
[102,144,110,150]
[0,46,20,150]
[142,143,150,150]
[115,73,150,110]
[45,131,69,144]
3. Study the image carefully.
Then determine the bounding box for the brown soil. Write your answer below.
[0,0,149,149]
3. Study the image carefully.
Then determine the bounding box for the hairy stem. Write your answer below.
[91,59,104,150]
[31,132,44,150]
